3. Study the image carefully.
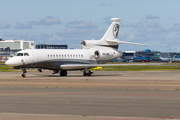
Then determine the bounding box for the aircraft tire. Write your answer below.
[83,71,91,76]
[60,70,67,76]
[21,74,26,78]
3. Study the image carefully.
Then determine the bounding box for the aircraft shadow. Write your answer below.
[38,73,122,77]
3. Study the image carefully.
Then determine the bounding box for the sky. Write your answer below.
[0,0,180,52]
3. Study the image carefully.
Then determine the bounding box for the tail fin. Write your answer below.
[80,18,146,50]
[157,54,161,59]
[101,18,121,40]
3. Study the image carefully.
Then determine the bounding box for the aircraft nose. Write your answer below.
[5,57,24,67]
[5,58,20,67]
[5,59,13,66]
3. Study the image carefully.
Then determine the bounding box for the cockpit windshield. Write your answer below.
[24,53,29,56]
[16,53,23,56]
[16,53,29,56]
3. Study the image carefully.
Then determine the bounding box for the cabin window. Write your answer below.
[64,55,66,58]
[24,53,29,56]
[17,53,23,56]
[67,55,69,58]
[48,54,49,58]
[59,55,61,57]
[81,55,83,58]
[51,55,52,58]
[73,55,75,58]
[53,55,55,58]
[56,55,58,58]
[70,55,72,58]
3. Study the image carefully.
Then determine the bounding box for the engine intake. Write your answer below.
[80,40,86,48]
[94,50,100,59]
[93,50,114,60]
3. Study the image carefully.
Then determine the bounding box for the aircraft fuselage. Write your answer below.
[6,48,121,70]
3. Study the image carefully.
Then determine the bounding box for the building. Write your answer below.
[135,49,160,62]
[119,51,136,62]
[0,39,34,50]
[36,44,68,49]
[118,49,161,62]
[0,39,34,56]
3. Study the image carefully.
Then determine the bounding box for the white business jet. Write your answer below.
[5,18,147,77]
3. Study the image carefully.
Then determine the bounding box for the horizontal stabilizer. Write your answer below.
[119,41,148,46]
[106,39,148,46]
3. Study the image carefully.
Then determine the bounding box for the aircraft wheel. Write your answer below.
[60,70,67,76]
[83,70,91,76]
[38,69,42,72]
[20,74,26,78]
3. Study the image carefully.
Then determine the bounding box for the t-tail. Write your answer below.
[80,18,147,50]
[101,18,121,41]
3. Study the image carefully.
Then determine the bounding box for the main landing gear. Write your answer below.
[52,70,59,74]
[21,68,27,78]
[52,70,67,76]
[52,69,93,77]
[60,70,67,76]
[38,69,42,72]
[83,69,93,76]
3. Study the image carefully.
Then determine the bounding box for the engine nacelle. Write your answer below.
[80,40,103,49]
[93,50,114,60]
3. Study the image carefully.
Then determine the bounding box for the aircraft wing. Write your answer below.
[60,63,161,70]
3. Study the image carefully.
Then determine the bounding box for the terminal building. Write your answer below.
[36,44,68,49]
[0,39,34,50]
[0,39,34,56]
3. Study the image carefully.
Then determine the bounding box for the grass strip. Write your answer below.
[102,65,180,71]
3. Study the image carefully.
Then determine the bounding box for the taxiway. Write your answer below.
[0,71,180,120]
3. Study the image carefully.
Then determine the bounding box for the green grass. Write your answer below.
[102,65,180,71]
[0,64,14,72]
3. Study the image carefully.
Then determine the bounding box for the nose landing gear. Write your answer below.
[21,68,27,78]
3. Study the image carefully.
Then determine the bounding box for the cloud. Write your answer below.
[22,19,105,49]
[2,32,29,40]
[102,16,113,24]
[140,22,165,33]
[173,23,180,31]
[117,21,170,51]
[38,33,64,41]
[122,22,144,29]
[145,15,160,19]
[65,20,104,35]
[32,16,61,25]
[0,21,11,29]
[14,21,32,29]
[66,20,97,29]
[119,32,135,41]
[3,32,28,37]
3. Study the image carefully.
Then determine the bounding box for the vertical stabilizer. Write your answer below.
[101,18,121,40]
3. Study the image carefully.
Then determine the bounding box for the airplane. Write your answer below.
[157,53,179,63]
[5,18,148,78]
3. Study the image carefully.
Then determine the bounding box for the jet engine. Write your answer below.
[93,50,114,60]
[80,40,102,49]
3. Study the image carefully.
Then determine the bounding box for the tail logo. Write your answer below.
[113,24,120,38]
